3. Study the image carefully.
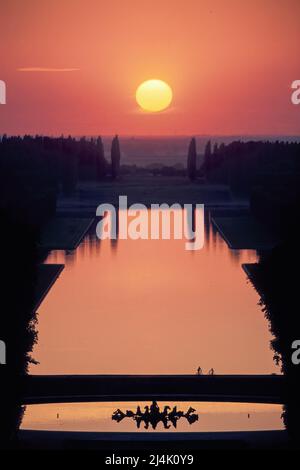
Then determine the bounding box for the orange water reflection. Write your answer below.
[21,402,284,433]
[30,213,278,375]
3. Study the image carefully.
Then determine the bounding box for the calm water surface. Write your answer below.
[22,402,284,432]
[30,211,278,375]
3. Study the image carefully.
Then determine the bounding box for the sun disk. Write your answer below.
[136,79,173,112]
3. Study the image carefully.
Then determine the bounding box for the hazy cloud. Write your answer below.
[17,67,80,72]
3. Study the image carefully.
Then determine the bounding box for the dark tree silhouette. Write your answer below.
[111,135,121,180]
[200,140,300,192]
[248,235,300,446]
[203,140,212,176]
[0,135,109,195]
[0,209,39,447]
[62,136,78,195]
[187,137,197,181]
[96,136,107,179]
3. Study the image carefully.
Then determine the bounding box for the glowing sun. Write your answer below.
[136,79,173,112]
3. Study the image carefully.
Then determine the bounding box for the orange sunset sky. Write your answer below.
[0,0,299,136]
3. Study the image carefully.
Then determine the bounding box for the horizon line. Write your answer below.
[1,133,300,139]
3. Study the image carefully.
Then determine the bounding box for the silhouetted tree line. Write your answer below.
[0,135,126,189]
[0,209,39,448]
[201,138,300,444]
[249,231,300,445]
[0,134,112,448]
[0,135,59,227]
[201,140,300,193]
[239,143,300,444]
[0,134,111,207]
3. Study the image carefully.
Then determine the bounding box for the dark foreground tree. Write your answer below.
[187,137,197,181]
[0,209,39,447]
[111,135,121,180]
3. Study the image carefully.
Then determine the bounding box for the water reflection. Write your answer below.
[112,401,198,429]
[30,210,278,375]
[21,402,284,433]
